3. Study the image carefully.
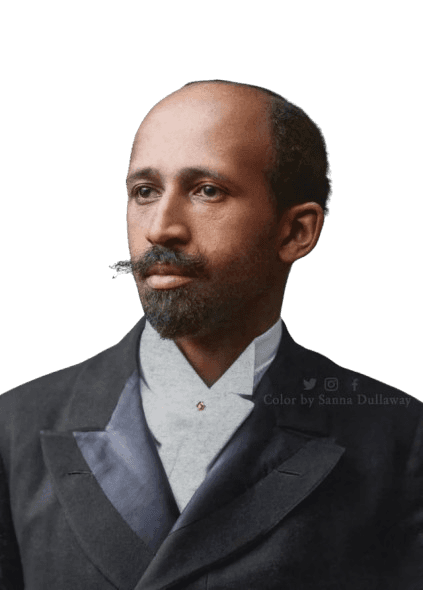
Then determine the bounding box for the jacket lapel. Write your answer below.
[72,370,179,550]
[41,318,179,590]
[137,437,344,590]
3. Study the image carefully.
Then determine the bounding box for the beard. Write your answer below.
[139,269,276,340]
[111,234,278,340]
[139,279,239,339]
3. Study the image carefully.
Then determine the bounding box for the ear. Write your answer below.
[277,202,325,264]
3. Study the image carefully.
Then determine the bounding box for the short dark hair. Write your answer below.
[184,80,331,215]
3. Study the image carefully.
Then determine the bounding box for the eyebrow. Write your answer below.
[126,166,238,190]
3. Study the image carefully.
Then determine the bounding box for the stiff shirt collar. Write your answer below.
[139,318,282,405]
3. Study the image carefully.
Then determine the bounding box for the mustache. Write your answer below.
[110,246,207,279]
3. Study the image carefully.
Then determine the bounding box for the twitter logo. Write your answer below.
[303,378,317,391]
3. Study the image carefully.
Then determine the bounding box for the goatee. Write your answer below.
[111,246,222,339]
[111,241,276,340]
[139,285,215,339]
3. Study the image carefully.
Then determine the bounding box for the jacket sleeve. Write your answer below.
[0,445,24,589]
[395,410,423,588]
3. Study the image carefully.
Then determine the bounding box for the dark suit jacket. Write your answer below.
[0,318,422,589]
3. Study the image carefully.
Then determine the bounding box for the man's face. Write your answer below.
[126,84,282,339]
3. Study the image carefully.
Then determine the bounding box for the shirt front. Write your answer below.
[140,319,282,511]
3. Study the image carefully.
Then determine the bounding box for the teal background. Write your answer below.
[1,1,420,400]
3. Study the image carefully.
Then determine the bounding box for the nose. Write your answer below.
[146,189,190,247]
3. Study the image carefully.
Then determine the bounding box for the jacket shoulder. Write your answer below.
[279,326,423,442]
[0,318,145,445]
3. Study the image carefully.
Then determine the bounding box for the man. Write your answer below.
[0,80,422,589]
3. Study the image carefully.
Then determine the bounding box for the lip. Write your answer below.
[145,264,190,278]
[144,264,194,289]
[146,275,194,289]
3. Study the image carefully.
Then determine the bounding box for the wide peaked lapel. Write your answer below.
[135,324,345,590]
[41,317,179,590]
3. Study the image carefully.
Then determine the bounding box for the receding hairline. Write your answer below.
[144,79,276,120]
[182,79,282,102]
[131,80,276,161]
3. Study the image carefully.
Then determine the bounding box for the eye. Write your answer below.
[196,185,224,199]
[132,186,158,202]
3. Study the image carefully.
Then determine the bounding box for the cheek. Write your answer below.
[198,209,274,259]
[126,217,145,257]
[127,209,147,254]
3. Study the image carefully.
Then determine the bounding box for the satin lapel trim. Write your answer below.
[41,371,179,590]
[73,371,180,551]
[136,437,345,590]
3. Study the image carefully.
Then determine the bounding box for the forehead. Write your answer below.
[129,84,273,175]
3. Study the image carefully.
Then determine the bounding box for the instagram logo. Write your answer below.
[324,377,339,392]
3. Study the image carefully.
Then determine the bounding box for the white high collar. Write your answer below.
[139,317,282,404]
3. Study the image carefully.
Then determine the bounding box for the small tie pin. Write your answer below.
[196,401,206,411]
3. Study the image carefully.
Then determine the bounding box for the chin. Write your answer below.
[143,312,206,340]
